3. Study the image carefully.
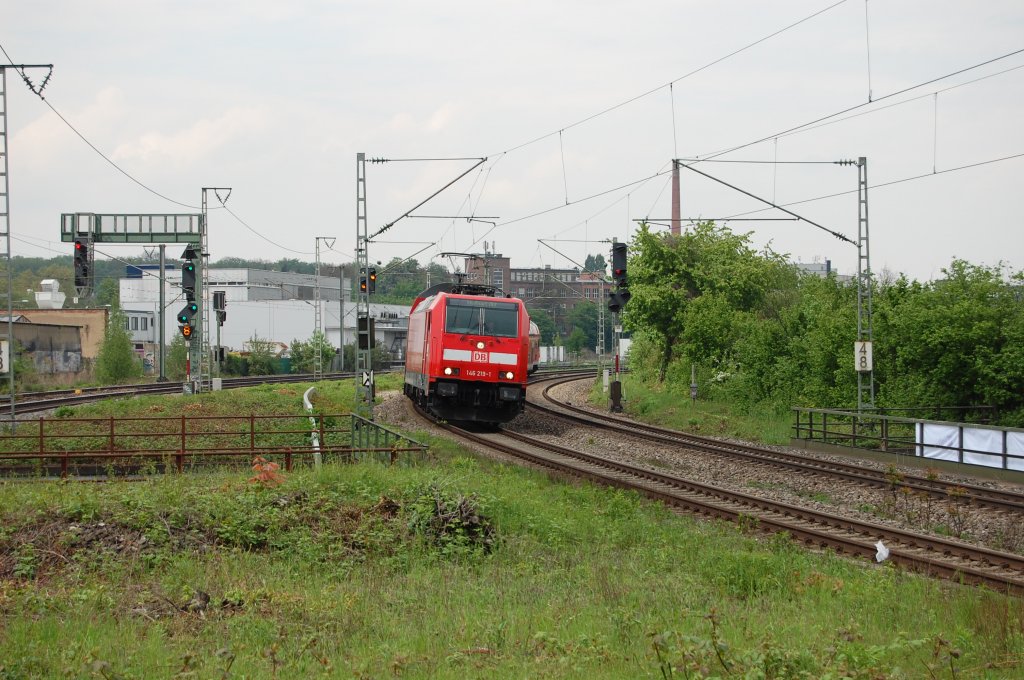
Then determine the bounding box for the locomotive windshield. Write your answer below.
[445,298,519,337]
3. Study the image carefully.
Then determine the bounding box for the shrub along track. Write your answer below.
[410,383,1024,594]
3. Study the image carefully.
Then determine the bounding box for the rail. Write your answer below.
[792,407,1024,472]
[0,412,428,478]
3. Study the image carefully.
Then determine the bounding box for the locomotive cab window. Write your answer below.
[445,298,519,337]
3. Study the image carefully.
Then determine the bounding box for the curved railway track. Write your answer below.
[532,375,1024,514]
[409,378,1024,594]
[0,366,594,417]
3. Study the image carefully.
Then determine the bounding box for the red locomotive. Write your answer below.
[404,283,531,424]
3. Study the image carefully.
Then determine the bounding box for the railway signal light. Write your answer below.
[213,290,226,326]
[73,238,90,291]
[607,288,631,314]
[368,267,377,293]
[611,242,628,288]
[181,262,196,302]
[178,301,198,339]
[359,276,367,293]
[177,302,198,325]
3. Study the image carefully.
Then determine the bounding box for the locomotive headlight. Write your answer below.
[504,371,514,380]
[476,341,485,349]
[443,367,453,376]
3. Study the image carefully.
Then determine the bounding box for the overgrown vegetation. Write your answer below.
[94,306,144,385]
[1,450,1022,677]
[623,221,1024,426]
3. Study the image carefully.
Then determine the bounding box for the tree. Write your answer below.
[584,253,607,276]
[341,341,392,369]
[165,335,189,381]
[873,260,1024,421]
[567,302,600,351]
[95,307,143,384]
[93,278,120,308]
[566,327,588,354]
[246,336,278,376]
[289,329,335,373]
[625,221,796,382]
[527,307,557,344]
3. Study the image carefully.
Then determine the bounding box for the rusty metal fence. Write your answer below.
[0,413,428,478]
[792,407,1024,472]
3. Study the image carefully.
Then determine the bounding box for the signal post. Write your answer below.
[60,212,206,392]
[607,240,630,412]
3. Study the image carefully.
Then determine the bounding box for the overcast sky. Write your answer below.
[3,0,1022,283]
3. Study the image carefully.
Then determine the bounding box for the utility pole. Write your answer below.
[855,157,874,411]
[313,236,335,381]
[355,154,374,417]
[1,62,52,427]
[835,157,874,411]
[199,188,230,392]
[158,244,167,381]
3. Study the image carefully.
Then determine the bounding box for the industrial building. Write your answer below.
[118,266,409,359]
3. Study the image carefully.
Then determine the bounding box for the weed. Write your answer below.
[12,543,39,579]
[406,484,496,557]
[250,456,285,487]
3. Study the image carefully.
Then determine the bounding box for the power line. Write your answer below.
[696,47,1024,162]
[490,0,849,157]
[767,63,1024,142]
[1,40,202,210]
[473,50,1024,242]
[469,167,675,249]
[219,204,315,256]
[719,152,1024,220]
[2,40,307,259]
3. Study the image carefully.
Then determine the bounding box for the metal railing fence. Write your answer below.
[0,413,428,478]
[793,407,1024,471]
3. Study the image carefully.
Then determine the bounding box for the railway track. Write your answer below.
[0,372,366,416]
[412,398,1024,594]
[531,375,1024,514]
[0,366,589,417]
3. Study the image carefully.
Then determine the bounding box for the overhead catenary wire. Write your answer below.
[718,152,1024,221]
[471,50,1024,246]
[760,63,1024,143]
[0,41,202,211]
[219,204,315,257]
[489,0,850,157]
[694,46,1024,162]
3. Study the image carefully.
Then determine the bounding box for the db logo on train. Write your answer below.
[472,351,488,363]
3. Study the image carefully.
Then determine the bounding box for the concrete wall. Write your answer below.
[12,322,84,374]
[13,308,108,360]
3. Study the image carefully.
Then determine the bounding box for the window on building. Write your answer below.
[131,317,139,331]
[492,269,503,289]
[140,318,148,331]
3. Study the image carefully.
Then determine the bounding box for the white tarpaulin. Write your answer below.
[917,423,1024,471]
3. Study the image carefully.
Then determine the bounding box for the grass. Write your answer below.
[0,375,1021,677]
[2,445,1023,677]
[592,374,795,445]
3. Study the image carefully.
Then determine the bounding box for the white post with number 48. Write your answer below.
[0,340,8,374]
[855,341,872,373]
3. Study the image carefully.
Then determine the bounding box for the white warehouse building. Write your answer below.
[119,266,409,358]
